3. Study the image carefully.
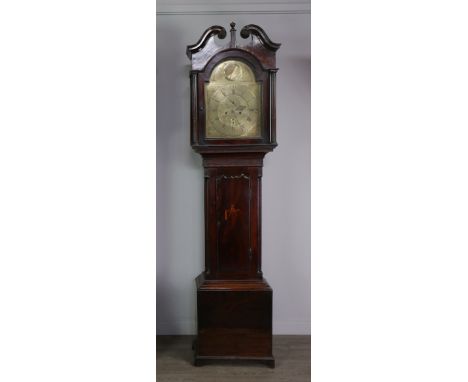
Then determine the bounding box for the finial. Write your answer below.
[229,22,236,48]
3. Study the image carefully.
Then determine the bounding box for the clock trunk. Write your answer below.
[203,154,264,280]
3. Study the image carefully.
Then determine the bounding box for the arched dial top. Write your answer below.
[205,60,261,139]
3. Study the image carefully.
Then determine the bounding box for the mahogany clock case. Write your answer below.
[187,23,280,367]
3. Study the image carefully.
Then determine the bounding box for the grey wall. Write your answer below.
[156,1,310,334]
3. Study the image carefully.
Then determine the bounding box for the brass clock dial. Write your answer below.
[205,60,261,138]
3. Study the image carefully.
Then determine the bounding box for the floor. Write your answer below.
[156,335,310,382]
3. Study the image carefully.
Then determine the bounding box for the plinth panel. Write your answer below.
[194,273,274,364]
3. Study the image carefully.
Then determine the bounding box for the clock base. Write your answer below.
[194,272,274,367]
[193,352,275,368]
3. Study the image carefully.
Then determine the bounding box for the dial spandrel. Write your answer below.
[205,60,261,138]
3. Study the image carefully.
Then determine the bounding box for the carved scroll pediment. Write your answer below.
[186,25,227,59]
[187,22,280,71]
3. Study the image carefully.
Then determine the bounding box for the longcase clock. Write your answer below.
[186,22,280,367]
